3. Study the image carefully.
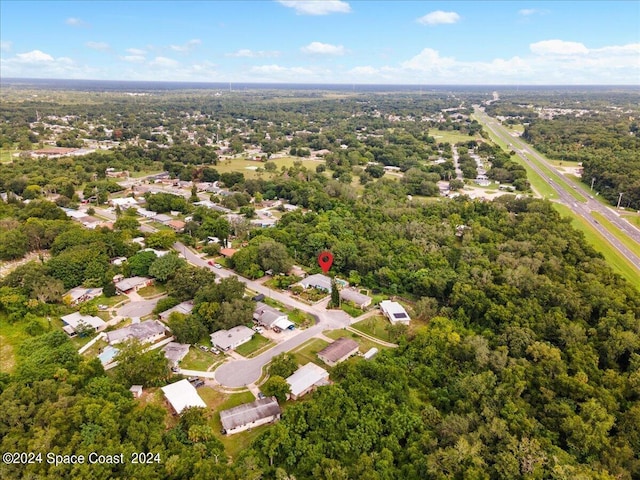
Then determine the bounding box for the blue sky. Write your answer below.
[1,0,639,84]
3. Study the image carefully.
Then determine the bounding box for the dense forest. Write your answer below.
[2,183,639,479]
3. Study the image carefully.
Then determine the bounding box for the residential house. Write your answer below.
[162,342,190,367]
[167,220,186,232]
[154,213,173,224]
[107,319,167,345]
[110,197,139,208]
[63,287,103,306]
[339,289,372,309]
[219,248,237,258]
[293,273,332,292]
[317,337,359,367]
[380,300,411,324]
[210,325,254,351]
[114,276,153,294]
[253,302,290,330]
[220,396,281,435]
[286,363,330,400]
[60,312,107,336]
[161,379,207,415]
[159,300,194,322]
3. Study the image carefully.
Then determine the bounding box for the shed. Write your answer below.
[130,385,143,398]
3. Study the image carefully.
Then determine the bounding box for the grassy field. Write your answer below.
[351,315,391,341]
[553,204,640,286]
[234,334,272,358]
[428,129,481,145]
[324,328,387,353]
[215,156,322,179]
[0,149,17,163]
[180,347,222,371]
[291,338,330,367]
[0,312,31,373]
[137,284,166,298]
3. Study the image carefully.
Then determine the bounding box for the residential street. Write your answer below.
[174,241,353,387]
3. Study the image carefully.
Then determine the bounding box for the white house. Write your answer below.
[63,287,103,306]
[60,312,106,336]
[286,363,330,400]
[253,302,288,329]
[159,300,194,322]
[161,379,207,415]
[379,300,411,324]
[210,325,254,351]
[293,273,332,292]
[110,197,139,208]
[114,276,153,294]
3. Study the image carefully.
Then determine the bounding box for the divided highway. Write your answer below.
[473,106,640,274]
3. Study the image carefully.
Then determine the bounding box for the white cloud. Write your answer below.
[348,66,378,76]
[519,9,537,16]
[226,49,280,58]
[0,41,12,52]
[123,55,146,63]
[170,39,201,52]
[65,17,87,27]
[15,50,55,63]
[126,48,147,55]
[401,48,456,71]
[530,39,589,55]
[301,42,345,55]
[417,11,460,25]
[277,0,351,15]
[149,56,180,68]
[86,41,110,51]
[251,64,314,75]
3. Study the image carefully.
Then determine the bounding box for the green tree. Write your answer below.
[166,312,207,344]
[145,230,177,249]
[148,253,186,282]
[330,278,340,308]
[126,250,158,277]
[262,375,291,403]
[268,353,298,378]
[114,339,170,387]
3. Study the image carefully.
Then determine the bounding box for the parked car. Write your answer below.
[257,392,265,399]
[214,263,222,269]
[193,380,205,388]
[199,345,208,351]
[208,260,214,266]
[211,348,220,355]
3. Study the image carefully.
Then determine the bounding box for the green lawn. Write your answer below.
[0,312,32,373]
[351,315,391,341]
[288,308,314,329]
[292,338,330,367]
[324,328,389,353]
[340,302,364,318]
[137,284,166,298]
[180,347,222,371]
[234,334,272,358]
[214,156,321,180]
[553,204,640,286]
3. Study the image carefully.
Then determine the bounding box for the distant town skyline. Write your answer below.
[1,0,638,85]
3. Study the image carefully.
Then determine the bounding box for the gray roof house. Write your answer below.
[162,342,190,366]
[317,337,360,367]
[107,319,167,345]
[210,325,254,351]
[220,396,281,435]
[294,273,332,292]
[114,276,153,294]
[339,289,372,309]
[253,302,288,329]
[159,300,194,322]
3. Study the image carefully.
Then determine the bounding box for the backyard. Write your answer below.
[291,338,330,367]
[234,334,272,358]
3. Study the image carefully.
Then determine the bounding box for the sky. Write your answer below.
[1,0,639,85]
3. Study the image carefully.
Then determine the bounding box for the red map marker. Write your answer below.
[317,251,334,273]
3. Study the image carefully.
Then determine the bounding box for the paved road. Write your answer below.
[174,241,353,387]
[474,106,640,273]
[117,297,161,318]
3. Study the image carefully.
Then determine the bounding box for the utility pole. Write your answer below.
[591,177,596,191]
[617,192,624,209]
